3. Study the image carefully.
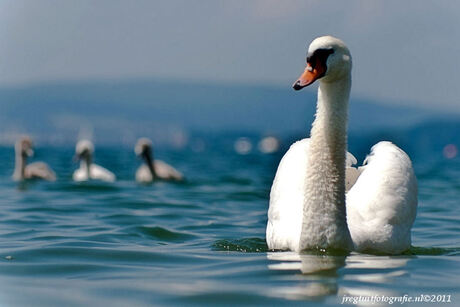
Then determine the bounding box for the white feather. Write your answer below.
[73,164,116,182]
[73,140,116,183]
[346,142,417,254]
[266,36,418,255]
[267,139,310,251]
[135,160,183,183]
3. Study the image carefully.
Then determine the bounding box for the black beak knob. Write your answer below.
[293,81,303,91]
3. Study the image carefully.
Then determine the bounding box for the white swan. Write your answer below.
[73,140,116,182]
[12,136,57,181]
[266,36,417,255]
[135,138,184,183]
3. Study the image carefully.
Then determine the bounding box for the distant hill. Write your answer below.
[348,119,460,162]
[0,78,455,147]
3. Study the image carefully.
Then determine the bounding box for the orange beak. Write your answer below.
[292,57,326,91]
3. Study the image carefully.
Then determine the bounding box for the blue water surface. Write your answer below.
[0,141,459,306]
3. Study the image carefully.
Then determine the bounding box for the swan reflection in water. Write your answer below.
[266,252,410,302]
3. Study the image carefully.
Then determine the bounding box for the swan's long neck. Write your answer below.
[13,150,26,180]
[80,155,92,175]
[299,76,353,251]
[143,150,157,178]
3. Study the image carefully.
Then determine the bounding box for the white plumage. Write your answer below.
[73,164,116,182]
[73,140,116,182]
[135,161,184,183]
[266,36,417,255]
[346,142,417,253]
[135,138,184,183]
[13,136,56,181]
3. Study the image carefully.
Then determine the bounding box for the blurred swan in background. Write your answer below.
[135,137,184,183]
[266,36,417,255]
[13,136,56,181]
[73,139,116,182]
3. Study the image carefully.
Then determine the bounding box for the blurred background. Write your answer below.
[0,0,459,157]
[1,2,459,306]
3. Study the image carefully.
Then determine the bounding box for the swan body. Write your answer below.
[73,164,116,182]
[266,36,417,254]
[73,140,116,182]
[13,136,56,181]
[135,138,184,183]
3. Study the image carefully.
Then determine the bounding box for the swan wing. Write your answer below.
[345,152,361,192]
[267,139,310,251]
[90,164,116,182]
[25,162,57,181]
[154,160,184,181]
[346,141,418,254]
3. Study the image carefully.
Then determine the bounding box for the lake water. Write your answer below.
[0,140,459,306]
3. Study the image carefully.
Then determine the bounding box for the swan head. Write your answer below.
[75,139,94,161]
[293,35,352,90]
[16,136,34,158]
[135,137,153,158]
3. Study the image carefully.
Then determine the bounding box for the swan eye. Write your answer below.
[306,48,334,69]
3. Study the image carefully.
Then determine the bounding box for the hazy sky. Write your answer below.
[1,0,459,111]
